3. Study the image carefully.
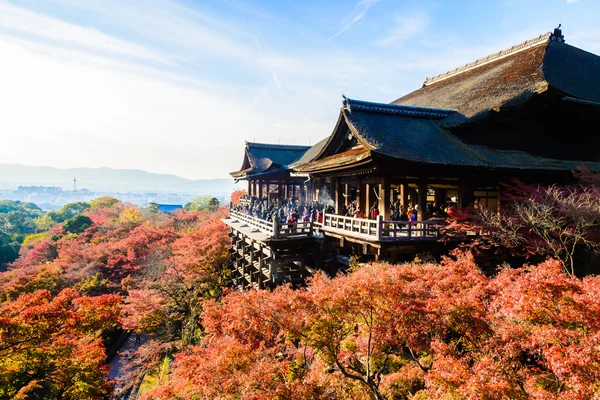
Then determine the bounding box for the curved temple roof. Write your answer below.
[235,30,600,178]
[293,96,600,173]
[230,142,311,180]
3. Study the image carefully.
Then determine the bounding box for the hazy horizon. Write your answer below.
[0,163,241,194]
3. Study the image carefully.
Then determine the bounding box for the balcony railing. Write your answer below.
[320,214,445,241]
[227,209,313,239]
[227,209,447,242]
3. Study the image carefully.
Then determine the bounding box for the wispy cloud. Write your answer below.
[254,35,283,93]
[0,2,170,64]
[5,0,595,179]
[377,12,430,47]
[329,0,380,40]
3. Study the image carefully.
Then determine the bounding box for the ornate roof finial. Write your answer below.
[551,24,565,43]
[342,94,351,113]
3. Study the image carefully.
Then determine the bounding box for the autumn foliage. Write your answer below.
[143,252,600,400]
[1,184,600,399]
[0,198,230,399]
[446,176,600,276]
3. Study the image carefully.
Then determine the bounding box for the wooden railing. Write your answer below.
[227,209,313,239]
[319,214,446,241]
[322,214,380,238]
[228,209,446,242]
[229,210,274,233]
[380,219,446,240]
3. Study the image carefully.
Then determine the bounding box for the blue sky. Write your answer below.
[0,0,598,179]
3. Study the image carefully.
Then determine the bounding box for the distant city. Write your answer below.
[0,164,241,210]
[1,185,225,210]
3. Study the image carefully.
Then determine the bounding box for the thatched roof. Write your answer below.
[393,33,600,126]
[230,142,310,179]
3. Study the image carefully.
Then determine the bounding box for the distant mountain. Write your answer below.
[0,164,238,194]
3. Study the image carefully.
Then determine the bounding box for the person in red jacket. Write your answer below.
[370,201,379,220]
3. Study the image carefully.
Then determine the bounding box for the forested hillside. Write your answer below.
[1,182,599,399]
[0,195,231,399]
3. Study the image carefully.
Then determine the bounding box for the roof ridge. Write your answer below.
[342,97,455,119]
[246,142,311,150]
[424,32,551,87]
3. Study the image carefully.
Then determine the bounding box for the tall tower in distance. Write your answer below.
[73,176,77,191]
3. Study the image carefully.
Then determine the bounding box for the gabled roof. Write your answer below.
[230,142,311,179]
[393,31,600,126]
[293,97,600,173]
[288,137,330,170]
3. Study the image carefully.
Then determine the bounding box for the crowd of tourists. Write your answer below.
[231,195,457,224]
[231,195,334,224]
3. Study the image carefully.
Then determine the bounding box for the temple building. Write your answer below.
[224,27,600,288]
[230,141,311,204]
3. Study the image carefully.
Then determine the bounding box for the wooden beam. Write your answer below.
[278,182,283,204]
[458,182,474,209]
[357,179,365,218]
[335,178,344,214]
[379,178,390,220]
[401,183,409,213]
[417,181,427,221]
[365,183,371,218]
[344,183,349,207]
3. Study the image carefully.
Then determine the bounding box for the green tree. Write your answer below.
[0,231,19,265]
[90,196,121,211]
[148,202,160,213]
[0,200,42,215]
[63,215,93,234]
[32,214,55,232]
[49,202,91,223]
[185,196,220,212]
[1,211,33,236]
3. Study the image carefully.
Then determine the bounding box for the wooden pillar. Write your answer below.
[299,182,305,204]
[305,180,309,204]
[458,182,474,210]
[269,258,279,284]
[379,178,390,220]
[401,183,409,213]
[328,179,335,206]
[434,187,445,206]
[365,183,372,218]
[335,178,344,214]
[278,182,283,203]
[344,183,349,207]
[497,185,502,213]
[292,183,296,201]
[357,180,365,218]
[417,181,427,221]
[258,180,263,199]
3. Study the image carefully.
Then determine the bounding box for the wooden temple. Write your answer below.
[230,142,311,204]
[223,27,600,288]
